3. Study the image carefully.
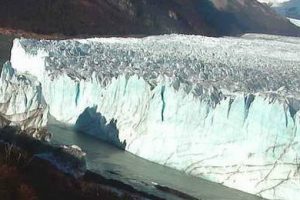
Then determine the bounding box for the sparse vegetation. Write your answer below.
[2,143,33,168]
[0,143,38,200]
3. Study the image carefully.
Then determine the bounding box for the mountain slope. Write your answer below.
[0,0,299,37]
[258,0,300,19]
[258,0,300,27]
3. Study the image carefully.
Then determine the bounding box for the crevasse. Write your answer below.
[5,34,300,200]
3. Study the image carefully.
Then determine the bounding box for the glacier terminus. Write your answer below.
[1,34,300,200]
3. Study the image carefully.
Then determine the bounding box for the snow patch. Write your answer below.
[289,17,300,26]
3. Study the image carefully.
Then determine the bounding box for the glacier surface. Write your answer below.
[289,18,300,27]
[3,34,300,200]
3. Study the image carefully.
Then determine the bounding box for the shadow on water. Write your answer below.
[48,122,265,200]
[74,106,126,149]
[0,124,266,200]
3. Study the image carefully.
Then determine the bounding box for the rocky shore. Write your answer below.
[0,127,152,200]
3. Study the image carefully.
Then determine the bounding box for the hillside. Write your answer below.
[0,0,299,37]
[258,0,300,19]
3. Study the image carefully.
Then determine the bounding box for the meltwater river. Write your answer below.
[48,123,264,200]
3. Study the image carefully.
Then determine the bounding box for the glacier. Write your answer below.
[0,61,48,139]
[2,34,300,200]
[289,18,300,27]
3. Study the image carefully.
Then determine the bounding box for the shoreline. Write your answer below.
[0,126,162,200]
[0,126,201,200]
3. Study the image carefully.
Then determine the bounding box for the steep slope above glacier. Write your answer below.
[1,0,300,37]
[258,0,300,27]
[9,34,300,200]
[259,0,300,19]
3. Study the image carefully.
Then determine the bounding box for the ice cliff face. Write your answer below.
[0,61,48,139]
[6,34,300,200]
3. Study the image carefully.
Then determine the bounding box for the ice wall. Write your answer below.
[9,34,300,200]
[0,61,48,139]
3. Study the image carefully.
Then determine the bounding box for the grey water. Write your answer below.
[48,123,264,200]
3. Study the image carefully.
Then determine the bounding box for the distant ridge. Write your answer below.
[0,0,299,37]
